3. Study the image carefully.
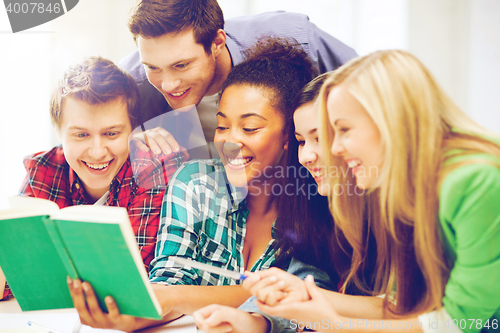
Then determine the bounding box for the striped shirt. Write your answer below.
[150,159,276,286]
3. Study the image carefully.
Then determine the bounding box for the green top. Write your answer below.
[439,153,500,333]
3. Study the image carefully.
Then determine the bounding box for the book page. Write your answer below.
[8,196,59,211]
[0,196,59,220]
[50,205,128,224]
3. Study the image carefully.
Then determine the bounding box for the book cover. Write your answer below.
[0,196,162,319]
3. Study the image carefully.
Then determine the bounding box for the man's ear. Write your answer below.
[211,29,226,58]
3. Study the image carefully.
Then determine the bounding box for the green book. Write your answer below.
[0,196,162,319]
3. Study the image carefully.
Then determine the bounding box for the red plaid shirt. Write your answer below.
[1,146,185,300]
[20,145,185,267]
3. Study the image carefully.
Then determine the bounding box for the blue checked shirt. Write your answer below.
[149,159,276,286]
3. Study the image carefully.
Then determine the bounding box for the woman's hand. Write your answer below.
[243,268,309,306]
[256,275,342,331]
[193,304,269,333]
[67,277,138,331]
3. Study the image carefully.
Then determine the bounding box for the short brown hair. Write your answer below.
[50,56,140,130]
[127,0,224,54]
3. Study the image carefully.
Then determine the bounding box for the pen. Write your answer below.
[27,321,58,333]
[170,256,247,280]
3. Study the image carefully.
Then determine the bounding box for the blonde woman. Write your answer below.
[243,50,500,333]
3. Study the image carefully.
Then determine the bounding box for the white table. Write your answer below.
[0,298,202,333]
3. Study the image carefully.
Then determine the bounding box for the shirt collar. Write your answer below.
[214,161,248,214]
[68,158,131,204]
[225,33,244,67]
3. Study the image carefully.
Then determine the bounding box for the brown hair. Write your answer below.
[50,56,140,130]
[127,0,224,54]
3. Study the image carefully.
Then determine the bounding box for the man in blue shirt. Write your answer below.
[120,0,357,155]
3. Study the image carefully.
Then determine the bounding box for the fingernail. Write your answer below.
[174,147,179,152]
[105,297,113,304]
[73,280,80,288]
[154,149,161,154]
[67,276,72,285]
[269,276,278,282]
[82,283,89,292]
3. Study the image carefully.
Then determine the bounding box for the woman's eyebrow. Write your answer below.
[240,113,267,121]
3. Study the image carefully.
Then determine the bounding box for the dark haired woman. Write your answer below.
[194,73,377,333]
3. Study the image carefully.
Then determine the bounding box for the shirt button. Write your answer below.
[75,183,80,190]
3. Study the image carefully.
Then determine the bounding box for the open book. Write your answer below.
[0,196,162,319]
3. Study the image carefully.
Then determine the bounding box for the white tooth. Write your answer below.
[348,160,360,168]
[86,161,109,169]
[228,157,251,166]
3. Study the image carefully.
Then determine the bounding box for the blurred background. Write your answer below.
[0,0,499,208]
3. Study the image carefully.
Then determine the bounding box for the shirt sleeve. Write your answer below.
[18,175,33,196]
[148,164,204,285]
[439,162,500,333]
[305,20,358,73]
[1,283,13,301]
[239,258,338,333]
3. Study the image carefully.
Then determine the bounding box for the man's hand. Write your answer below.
[132,127,181,156]
[0,266,6,299]
[68,277,139,331]
[193,304,269,333]
[243,268,309,306]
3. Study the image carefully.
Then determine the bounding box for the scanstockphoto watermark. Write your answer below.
[289,318,497,331]
[246,163,380,181]
[249,178,366,199]
[242,164,379,198]
[3,0,80,33]
[289,319,424,330]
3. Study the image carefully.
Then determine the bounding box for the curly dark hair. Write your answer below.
[220,37,317,132]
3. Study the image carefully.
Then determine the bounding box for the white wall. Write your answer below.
[0,0,136,209]
[1,0,499,208]
[467,0,500,133]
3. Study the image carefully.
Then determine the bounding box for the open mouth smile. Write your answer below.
[171,91,186,97]
[83,160,112,170]
[227,156,253,167]
[169,88,190,98]
[347,160,361,169]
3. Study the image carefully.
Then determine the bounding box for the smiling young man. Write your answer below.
[121,0,358,154]
[1,56,185,301]
[18,56,184,270]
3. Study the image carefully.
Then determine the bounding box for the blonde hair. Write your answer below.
[318,50,500,315]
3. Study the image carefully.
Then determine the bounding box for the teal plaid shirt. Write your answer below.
[149,159,276,286]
